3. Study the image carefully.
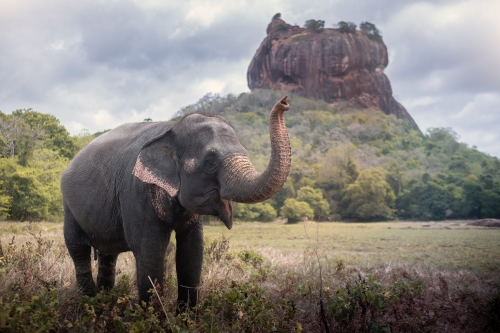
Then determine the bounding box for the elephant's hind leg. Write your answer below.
[97,253,118,291]
[63,205,96,296]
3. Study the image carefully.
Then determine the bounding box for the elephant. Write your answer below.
[61,96,291,311]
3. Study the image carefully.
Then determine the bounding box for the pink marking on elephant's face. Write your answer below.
[132,155,178,197]
[184,158,196,174]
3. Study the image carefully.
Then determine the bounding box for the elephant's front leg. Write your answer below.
[175,218,204,313]
[135,230,172,304]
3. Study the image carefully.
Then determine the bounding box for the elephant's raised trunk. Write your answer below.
[219,96,291,203]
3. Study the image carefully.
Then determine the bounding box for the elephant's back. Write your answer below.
[61,121,173,214]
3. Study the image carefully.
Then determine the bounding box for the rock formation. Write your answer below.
[247,19,420,131]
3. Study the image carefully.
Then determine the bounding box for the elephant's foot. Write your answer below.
[76,267,97,296]
[96,253,118,291]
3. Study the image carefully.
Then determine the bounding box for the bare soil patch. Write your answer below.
[467,219,500,227]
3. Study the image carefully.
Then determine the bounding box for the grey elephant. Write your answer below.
[61,96,291,311]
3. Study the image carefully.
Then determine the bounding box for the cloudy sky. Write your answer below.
[1,0,499,157]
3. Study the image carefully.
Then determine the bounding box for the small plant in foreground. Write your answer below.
[326,273,430,332]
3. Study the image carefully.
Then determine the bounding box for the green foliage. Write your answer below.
[237,249,264,268]
[304,19,325,32]
[196,281,285,332]
[0,109,76,220]
[280,198,314,223]
[0,111,44,166]
[0,148,67,220]
[234,202,277,221]
[327,274,427,332]
[462,175,500,218]
[71,129,95,152]
[275,24,289,32]
[396,180,452,220]
[5,167,51,221]
[272,13,281,20]
[11,109,77,159]
[296,186,330,220]
[0,179,11,217]
[0,288,60,331]
[336,21,357,33]
[341,168,395,220]
[360,21,383,43]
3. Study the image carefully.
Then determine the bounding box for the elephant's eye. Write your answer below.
[203,155,219,172]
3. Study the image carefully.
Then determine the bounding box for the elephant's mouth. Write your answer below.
[197,190,233,230]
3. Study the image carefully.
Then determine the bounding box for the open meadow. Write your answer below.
[1,220,499,332]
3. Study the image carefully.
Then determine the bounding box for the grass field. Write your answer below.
[206,220,500,272]
[1,220,499,332]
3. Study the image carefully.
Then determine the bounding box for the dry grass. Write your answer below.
[1,220,499,332]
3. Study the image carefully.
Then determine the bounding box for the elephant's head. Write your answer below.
[133,96,291,229]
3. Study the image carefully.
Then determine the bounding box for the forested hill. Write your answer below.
[176,90,500,222]
[1,91,499,222]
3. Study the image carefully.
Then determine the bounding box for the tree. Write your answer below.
[296,186,330,220]
[29,148,69,217]
[72,129,95,152]
[0,159,14,217]
[359,22,383,42]
[234,202,277,221]
[280,198,314,223]
[272,13,281,21]
[3,166,51,221]
[336,21,357,34]
[462,175,484,218]
[341,168,395,221]
[304,19,325,33]
[0,112,44,165]
[12,109,77,159]
[480,189,500,218]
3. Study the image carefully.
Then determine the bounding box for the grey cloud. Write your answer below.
[1,0,499,157]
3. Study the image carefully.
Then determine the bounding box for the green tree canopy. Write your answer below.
[280,198,314,223]
[396,180,452,220]
[304,19,325,32]
[360,21,383,42]
[234,202,277,222]
[296,186,330,220]
[12,109,77,159]
[336,21,357,33]
[341,168,395,221]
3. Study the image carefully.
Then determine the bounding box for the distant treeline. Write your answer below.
[1,91,499,222]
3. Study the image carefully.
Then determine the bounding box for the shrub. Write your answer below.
[336,21,357,34]
[276,24,288,32]
[341,168,395,221]
[360,21,383,42]
[234,202,277,221]
[280,198,314,223]
[304,19,325,33]
[296,186,330,220]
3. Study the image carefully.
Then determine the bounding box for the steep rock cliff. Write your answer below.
[247,19,419,131]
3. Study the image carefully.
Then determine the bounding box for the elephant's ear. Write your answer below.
[132,131,179,197]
